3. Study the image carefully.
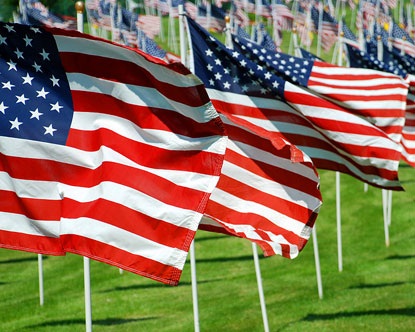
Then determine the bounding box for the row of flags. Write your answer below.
[0,1,413,285]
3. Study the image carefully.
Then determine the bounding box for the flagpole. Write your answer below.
[252,243,269,332]
[312,226,323,299]
[38,254,44,306]
[336,32,343,272]
[179,7,200,331]
[76,3,93,331]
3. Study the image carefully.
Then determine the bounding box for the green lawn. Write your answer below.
[0,165,414,331]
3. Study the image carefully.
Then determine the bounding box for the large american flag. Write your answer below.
[186,17,322,258]
[232,35,409,145]
[0,22,227,285]
[187,17,403,190]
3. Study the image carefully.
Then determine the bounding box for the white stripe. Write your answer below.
[0,136,220,192]
[54,34,202,88]
[221,158,321,210]
[0,173,201,231]
[226,137,318,182]
[209,187,311,235]
[60,217,188,269]
[0,212,60,237]
[312,64,406,81]
[68,72,219,124]
[71,111,227,155]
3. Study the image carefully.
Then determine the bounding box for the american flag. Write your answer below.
[346,43,415,168]
[186,17,322,258]
[232,35,409,146]
[0,22,227,285]
[187,18,403,190]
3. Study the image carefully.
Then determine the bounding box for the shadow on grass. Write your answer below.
[386,254,415,260]
[349,281,408,289]
[302,307,415,321]
[100,278,224,293]
[0,255,46,265]
[195,234,229,242]
[195,255,261,264]
[26,316,156,328]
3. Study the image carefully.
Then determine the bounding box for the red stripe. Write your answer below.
[204,199,308,257]
[70,90,225,139]
[62,197,193,249]
[58,51,210,108]
[66,127,222,176]
[61,235,185,285]
[0,230,64,255]
[0,190,60,221]
[0,156,207,210]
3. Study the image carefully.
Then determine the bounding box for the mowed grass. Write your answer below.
[0,165,414,332]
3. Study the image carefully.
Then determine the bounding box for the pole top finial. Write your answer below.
[75,1,85,13]
[225,16,230,24]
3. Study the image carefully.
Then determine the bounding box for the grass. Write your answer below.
[0,165,414,331]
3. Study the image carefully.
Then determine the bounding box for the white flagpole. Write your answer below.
[190,241,200,332]
[336,31,343,272]
[252,243,269,332]
[38,254,44,306]
[76,3,93,331]
[312,226,323,299]
[179,7,200,332]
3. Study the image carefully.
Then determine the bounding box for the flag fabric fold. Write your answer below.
[231,34,409,145]
[0,22,227,285]
[186,16,403,191]
[186,16,323,258]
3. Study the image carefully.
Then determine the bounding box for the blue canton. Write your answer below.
[188,17,284,100]
[231,34,314,87]
[0,22,73,145]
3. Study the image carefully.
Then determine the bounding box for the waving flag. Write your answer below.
[232,35,409,144]
[0,22,227,285]
[187,17,403,190]
[186,17,322,258]
[345,43,415,168]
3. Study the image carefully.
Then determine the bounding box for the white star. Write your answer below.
[7,60,17,71]
[32,62,42,72]
[2,81,15,90]
[14,48,24,59]
[4,24,15,33]
[16,94,29,105]
[50,75,60,86]
[214,72,222,80]
[0,34,7,45]
[0,102,8,114]
[232,51,239,58]
[205,49,213,57]
[23,35,33,46]
[22,73,34,85]
[214,58,222,66]
[39,49,50,60]
[272,81,279,88]
[10,117,22,130]
[223,81,231,89]
[30,108,43,120]
[30,27,41,33]
[264,72,272,79]
[207,64,213,71]
[50,101,63,112]
[209,79,215,86]
[43,124,57,136]
[240,59,247,67]
[36,87,49,99]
